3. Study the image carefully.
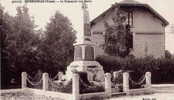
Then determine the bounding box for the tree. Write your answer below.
[165,50,172,59]
[12,6,40,72]
[1,4,15,89]
[1,5,76,88]
[1,5,40,88]
[39,11,76,74]
[103,8,133,57]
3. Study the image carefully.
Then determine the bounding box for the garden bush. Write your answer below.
[48,79,72,93]
[48,72,104,94]
[96,55,174,84]
[78,72,104,94]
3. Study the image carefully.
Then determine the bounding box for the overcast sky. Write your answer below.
[1,0,174,53]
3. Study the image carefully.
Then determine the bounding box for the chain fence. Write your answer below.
[48,78,61,89]
[26,74,42,87]
[50,73,59,81]
[129,74,146,86]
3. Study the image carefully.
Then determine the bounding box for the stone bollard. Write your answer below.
[43,73,48,91]
[72,72,80,100]
[123,72,129,92]
[21,72,27,89]
[105,73,112,97]
[145,72,151,88]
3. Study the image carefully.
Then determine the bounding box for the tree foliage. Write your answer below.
[1,5,40,88]
[165,50,172,59]
[39,11,76,73]
[103,8,132,57]
[1,5,76,89]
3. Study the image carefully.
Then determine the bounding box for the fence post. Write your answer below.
[123,72,129,92]
[43,73,48,91]
[105,73,112,97]
[145,72,151,88]
[21,72,27,89]
[72,72,80,100]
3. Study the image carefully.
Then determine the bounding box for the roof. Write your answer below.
[119,0,141,4]
[91,0,169,26]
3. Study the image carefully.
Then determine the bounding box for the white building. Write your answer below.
[91,0,169,58]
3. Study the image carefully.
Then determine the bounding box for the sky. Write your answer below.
[1,0,174,53]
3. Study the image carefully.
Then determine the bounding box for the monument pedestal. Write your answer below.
[64,1,105,83]
[66,61,105,82]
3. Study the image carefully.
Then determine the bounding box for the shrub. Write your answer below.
[48,72,104,94]
[165,50,172,59]
[80,84,104,94]
[95,55,125,72]
[96,55,174,84]
[48,80,72,93]
[78,72,104,94]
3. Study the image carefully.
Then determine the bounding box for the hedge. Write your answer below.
[96,55,174,84]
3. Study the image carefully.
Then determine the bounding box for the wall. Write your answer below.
[133,34,165,58]
[133,9,165,58]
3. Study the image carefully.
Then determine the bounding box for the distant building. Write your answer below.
[171,25,174,34]
[91,0,169,58]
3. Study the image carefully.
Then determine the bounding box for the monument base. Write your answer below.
[65,61,105,82]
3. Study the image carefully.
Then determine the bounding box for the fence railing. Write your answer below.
[21,71,152,100]
[123,72,151,91]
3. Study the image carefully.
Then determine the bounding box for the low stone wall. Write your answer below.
[127,88,154,95]
[80,92,105,100]
[0,89,23,94]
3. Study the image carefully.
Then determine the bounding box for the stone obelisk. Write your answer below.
[66,1,104,82]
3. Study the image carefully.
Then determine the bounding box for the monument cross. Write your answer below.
[82,0,91,40]
[65,0,104,82]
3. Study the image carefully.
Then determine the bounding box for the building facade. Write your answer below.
[91,0,169,58]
